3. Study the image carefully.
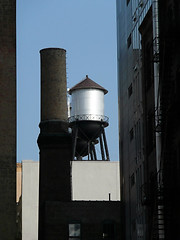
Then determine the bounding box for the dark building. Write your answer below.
[116,1,149,238]
[159,0,180,239]
[0,0,16,239]
[117,0,180,239]
[44,201,121,240]
[38,48,121,240]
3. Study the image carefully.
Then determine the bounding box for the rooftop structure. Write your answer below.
[68,75,110,160]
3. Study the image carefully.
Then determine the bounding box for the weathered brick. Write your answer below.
[0,0,16,239]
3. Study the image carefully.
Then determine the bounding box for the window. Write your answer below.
[103,221,115,240]
[147,111,155,154]
[145,43,153,89]
[128,83,133,98]
[135,119,142,163]
[131,219,136,233]
[130,128,134,141]
[127,34,132,48]
[131,173,135,187]
[69,223,81,240]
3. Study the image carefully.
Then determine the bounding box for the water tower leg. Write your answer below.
[92,143,97,160]
[88,141,90,160]
[90,147,94,160]
[72,127,78,161]
[88,141,94,160]
[102,128,110,161]
[99,133,105,160]
[90,142,97,160]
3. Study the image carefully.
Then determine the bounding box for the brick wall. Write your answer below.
[0,0,16,239]
[44,201,121,240]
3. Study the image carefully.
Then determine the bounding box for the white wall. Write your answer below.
[21,160,120,240]
[22,160,39,240]
[72,161,120,200]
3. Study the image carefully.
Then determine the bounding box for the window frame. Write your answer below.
[102,220,115,240]
[68,222,81,240]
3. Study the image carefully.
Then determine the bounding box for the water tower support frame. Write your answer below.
[72,126,78,161]
[102,127,110,161]
[91,143,97,160]
[99,133,105,160]
[71,124,110,161]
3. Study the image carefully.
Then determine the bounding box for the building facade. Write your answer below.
[158,0,180,239]
[117,0,180,239]
[19,160,120,240]
[18,160,120,240]
[37,48,121,240]
[117,1,151,239]
[0,0,16,239]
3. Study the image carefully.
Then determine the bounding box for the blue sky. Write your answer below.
[17,0,119,162]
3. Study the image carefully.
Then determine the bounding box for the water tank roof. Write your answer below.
[68,75,108,95]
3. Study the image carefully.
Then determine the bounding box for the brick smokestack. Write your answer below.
[38,48,72,240]
[40,48,68,123]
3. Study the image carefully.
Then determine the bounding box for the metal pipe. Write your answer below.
[152,0,161,174]
[152,1,165,239]
[109,193,111,201]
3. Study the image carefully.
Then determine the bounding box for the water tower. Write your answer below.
[68,75,110,161]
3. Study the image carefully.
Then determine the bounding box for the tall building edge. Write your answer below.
[158,0,180,238]
[116,1,125,239]
[0,0,16,239]
[116,0,180,239]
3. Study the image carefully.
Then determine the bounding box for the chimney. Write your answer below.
[39,48,68,133]
[40,48,68,122]
[38,48,72,240]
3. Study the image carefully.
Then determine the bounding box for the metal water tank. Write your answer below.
[68,75,108,140]
[68,75,110,160]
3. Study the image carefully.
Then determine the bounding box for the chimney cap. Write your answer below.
[40,47,66,54]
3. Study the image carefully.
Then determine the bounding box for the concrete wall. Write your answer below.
[22,161,39,240]
[72,161,120,201]
[0,0,16,238]
[21,160,120,240]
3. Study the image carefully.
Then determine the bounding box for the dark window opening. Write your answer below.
[131,219,136,233]
[144,43,153,89]
[127,0,130,6]
[103,221,115,240]
[130,128,134,141]
[147,111,155,154]
[175,65,180,101]
[128,83,133,98]
[127,34,132,48]
[131,173,135,187]
[69,223,81,240]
